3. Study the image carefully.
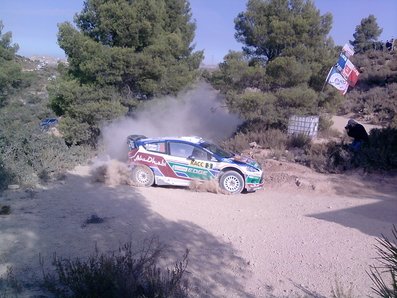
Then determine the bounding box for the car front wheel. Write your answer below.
[131,165,154,187]
[220,171,244,194]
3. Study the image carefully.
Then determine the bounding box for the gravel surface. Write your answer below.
[1,160,396,297]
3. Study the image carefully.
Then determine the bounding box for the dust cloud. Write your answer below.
[188,179,228,194]
[91,160,133,187]
[99,81,242,161]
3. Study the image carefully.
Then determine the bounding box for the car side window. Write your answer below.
[144,142,166,153]
[169,142,194,158]
[192,147,210,161]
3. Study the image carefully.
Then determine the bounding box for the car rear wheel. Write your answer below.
[220,171,244,194]
[131,165,154,187]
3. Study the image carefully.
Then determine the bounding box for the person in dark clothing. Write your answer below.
[345,119,369,151]
[386,39,393,51]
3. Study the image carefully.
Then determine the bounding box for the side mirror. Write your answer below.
[187,155,196,161]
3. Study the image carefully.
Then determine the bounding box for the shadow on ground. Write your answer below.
[309,173,397,238]
[0,172,253,297]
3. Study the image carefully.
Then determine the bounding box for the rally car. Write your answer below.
[127,135,264,194]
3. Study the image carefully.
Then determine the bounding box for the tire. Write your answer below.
[131,165,155,187]
[219,171,244,194]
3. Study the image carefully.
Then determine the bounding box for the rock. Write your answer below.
[249,141,258,148]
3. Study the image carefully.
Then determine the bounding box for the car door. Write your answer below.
[167,142,217,181]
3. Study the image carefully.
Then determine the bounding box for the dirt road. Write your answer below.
[1,161,396,297]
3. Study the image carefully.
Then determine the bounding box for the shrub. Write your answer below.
[221,132,251,153]
[305,127,397,173]
[259,129,288,150]
[318,114,334,132]
[354,128,397,170]
[307,142,353,173]
[287,133,312,150]
[221,128,288,153]
[0,205,11,215]
[1,126,92,187]
[339,50,397,127]
[40,239,189,298]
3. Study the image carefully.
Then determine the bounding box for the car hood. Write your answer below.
[225,155,262,170]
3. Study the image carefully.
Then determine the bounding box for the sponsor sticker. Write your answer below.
[190,160,213,169]
[135,154,166,167]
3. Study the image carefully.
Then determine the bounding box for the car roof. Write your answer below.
[140,136,205,144]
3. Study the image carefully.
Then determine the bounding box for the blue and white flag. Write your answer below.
[327,66,349,95]
[335,53,359,86]
[336,53,348,72]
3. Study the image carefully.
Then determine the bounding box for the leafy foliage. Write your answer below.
[353,128,397,170]
[307,128,397,173]
[49,78,128,145]
[52,0,203,145]
[208,51,268,93]
[0,100,91,188]
[0,57,92,190]
[0,20,24,107]
[234,0,333,62]
[207,0,340,130]
[351,15,383,54]
[341,50,397,126]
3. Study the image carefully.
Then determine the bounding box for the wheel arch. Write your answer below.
[131,164,155,186]
[219,167,246,185]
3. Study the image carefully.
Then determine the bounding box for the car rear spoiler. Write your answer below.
[127,135,147,149]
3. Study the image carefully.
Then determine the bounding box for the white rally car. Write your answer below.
[127,135,264,194]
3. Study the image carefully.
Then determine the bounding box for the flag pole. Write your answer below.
[322,66,333,92]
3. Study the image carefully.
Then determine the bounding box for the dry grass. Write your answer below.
[40,238,190,298]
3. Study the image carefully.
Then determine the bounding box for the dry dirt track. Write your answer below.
[1,161,397,298]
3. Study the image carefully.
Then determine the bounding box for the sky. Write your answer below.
[1,0,396,65]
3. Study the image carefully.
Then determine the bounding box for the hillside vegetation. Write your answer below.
[1,0,397,192]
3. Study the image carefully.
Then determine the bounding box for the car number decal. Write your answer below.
[189,160,214,169]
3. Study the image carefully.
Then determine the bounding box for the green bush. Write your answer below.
[41,240,189,298]
[0,85,92,187]
[305,127,397,173]
[354,128,397,170]
[221,132,251,153]
[307,142,353,173]
[1,124,91,187]
[259,129,288,150]
[0,205,11,215]
[221,128,288,153]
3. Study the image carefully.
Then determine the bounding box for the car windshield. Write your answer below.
[200,142,234,158]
